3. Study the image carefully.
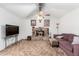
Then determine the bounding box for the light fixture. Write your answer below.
[36,3,50,23]
[36,11,44,23]
[37,3,44,23]
[39,11,44,23]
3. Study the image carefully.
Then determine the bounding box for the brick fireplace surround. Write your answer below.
[32,27,49,37]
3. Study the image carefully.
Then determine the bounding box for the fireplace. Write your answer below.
[36,29,44,36]
[32,27,49,36]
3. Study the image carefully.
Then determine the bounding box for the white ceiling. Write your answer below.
[0,3,79,19]
[0,3,38,18]
[43,3,79,18]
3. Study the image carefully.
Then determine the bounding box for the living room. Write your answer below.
[0,3,79,56]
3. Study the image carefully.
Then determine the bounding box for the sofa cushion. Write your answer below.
[62,34,74,43]
[62,36,69,41]
[67,34,74,43]
[59,40,73,52]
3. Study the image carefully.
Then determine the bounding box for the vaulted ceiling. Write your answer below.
[0,3,38,18]
[0,3,79,19]
[43,3,79,18]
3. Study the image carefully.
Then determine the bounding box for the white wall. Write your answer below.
[49,16,59,37]
[25,19,32,36]
[25,15,58,38]
[59,8,79,35]
[0,7,26,50]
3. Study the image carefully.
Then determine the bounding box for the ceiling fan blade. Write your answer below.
[38,3,50,16]
[38,3,44,11]
[45,14,50,16]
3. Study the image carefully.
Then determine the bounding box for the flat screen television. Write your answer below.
[6,24,19,36]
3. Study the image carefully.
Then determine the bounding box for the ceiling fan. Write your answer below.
[37,3,50,23]
[38,3,50,16]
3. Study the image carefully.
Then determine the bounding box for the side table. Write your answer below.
[49,38,59,47]
[27,36,31,40]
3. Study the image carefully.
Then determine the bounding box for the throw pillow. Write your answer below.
[72,36,79,44]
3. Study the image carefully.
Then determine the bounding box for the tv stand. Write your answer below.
[4,35,18,48]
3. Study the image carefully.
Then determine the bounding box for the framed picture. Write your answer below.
[44,19,50,27]
[31,20,36,26]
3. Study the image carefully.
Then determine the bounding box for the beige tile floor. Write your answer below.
[0,40,66,56]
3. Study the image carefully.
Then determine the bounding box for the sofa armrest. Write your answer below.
[73,44,79,56]
[53,34,63,38]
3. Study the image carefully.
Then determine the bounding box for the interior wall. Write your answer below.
[49,16,59,37]
[25,15,58,38]
[25,18,32,36]
[0,7,26,50]
[59,8,79,35]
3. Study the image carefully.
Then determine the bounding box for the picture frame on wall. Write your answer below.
[31,20,36,26]
[44,19,50,27]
